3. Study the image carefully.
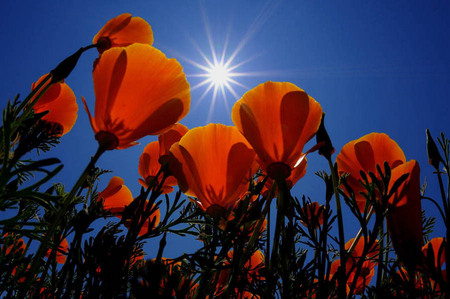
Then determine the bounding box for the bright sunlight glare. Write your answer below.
[208,62,231,87]
[174,1,280,123]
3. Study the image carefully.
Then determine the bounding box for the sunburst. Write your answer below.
[176,2,281,123]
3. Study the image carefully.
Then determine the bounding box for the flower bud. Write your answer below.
[426,129,443,171]
[316,113,334,160]
[50,47,84,83]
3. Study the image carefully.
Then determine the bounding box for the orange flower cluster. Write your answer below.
[21,12,441,298]
[166,81,324,216]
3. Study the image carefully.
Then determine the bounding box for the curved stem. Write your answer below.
[422,196,446,224]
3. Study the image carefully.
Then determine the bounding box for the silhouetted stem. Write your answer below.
[346,206,373,254]
[327,158,346,298]
[422,196,446,223]
[375,220,385,296]
[437,172,448,220]
[241,182,276,269]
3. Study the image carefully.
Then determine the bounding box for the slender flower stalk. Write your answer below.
[327,158,347,298]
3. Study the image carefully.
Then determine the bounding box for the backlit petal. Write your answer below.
[336,133,407,212]
[32,74,78,135]
[89,44,190,149]
[169,124,256,213]
[93,13,153,53]
[386,160,422,267]
[98,176,133,213]
[232,81,322,172]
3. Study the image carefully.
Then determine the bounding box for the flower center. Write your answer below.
[96,37,112,54]
[266,162,291,180]
[95,131,119,151]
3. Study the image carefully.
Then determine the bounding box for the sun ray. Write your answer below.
[165,1,285,124]
[193,82,215,111]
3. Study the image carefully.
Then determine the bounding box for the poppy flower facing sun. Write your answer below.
[232,81,322,180]
[93,13,153,54]
[83,43,190,150]
[169,124,257,216]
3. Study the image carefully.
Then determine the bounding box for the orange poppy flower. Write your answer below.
[336,133,407,212]
[169,124,257,216]
[300,201,325,229]
[330,237,379,295]
[231,81,322,179]
[386,160,422,268]
[93,13,153,54]
[98,176,133,214]
[32,74,78,136]
[83,43,190,150]
[45,237,69,264]
[138,141,178,193]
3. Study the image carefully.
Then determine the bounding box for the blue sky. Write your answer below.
[1,1,449,257]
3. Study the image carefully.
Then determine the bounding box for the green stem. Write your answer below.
[375,219,385,297]
[437,171,448,220]
[327,158,346,298]
[241,181,276,269]
[346,206,373,254]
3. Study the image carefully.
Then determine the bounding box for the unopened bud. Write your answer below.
[50,47,84,83]
[316,113,334,160]
[426,129,443,171]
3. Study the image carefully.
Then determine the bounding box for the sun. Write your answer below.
[172,2,280,123]
[207,62,231,87]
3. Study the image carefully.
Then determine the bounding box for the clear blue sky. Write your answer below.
[1,1,449,257]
